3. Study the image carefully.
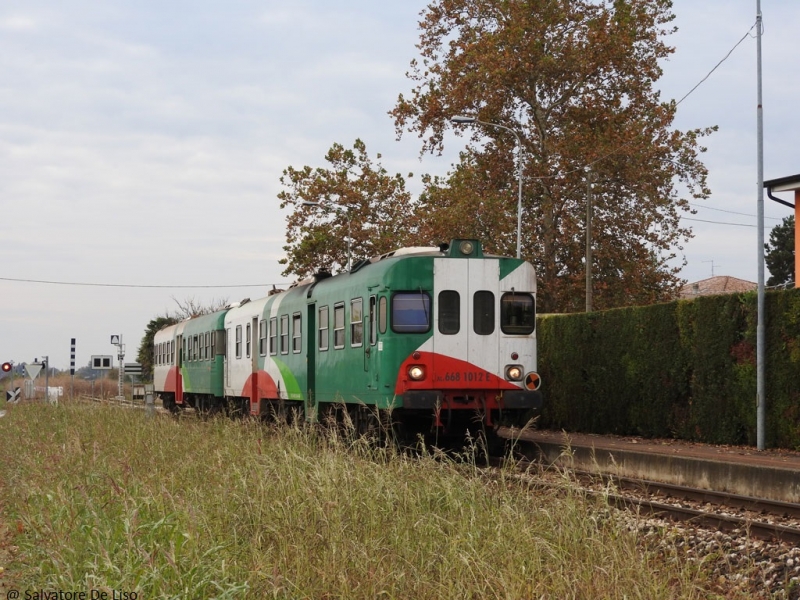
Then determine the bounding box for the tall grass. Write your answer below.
[0,403,710,599]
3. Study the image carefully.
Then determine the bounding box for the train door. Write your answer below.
[365,294,380,391]
[250,316,259,414]
[306,303,316,413]
[175,333,184,404]
[224,328,230,389]
[432,258,500,375]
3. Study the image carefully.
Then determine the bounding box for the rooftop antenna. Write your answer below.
[702,260,718,277]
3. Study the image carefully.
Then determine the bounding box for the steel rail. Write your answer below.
[486,458,800,543]
[579,471,800,520]
[606,493,800,544]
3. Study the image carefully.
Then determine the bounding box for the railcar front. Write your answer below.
[387,239,542,435]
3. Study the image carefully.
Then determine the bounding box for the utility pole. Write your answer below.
[755,0,765,450]
[111,335,125,399]
[43,355,50,404]
[586,168,593,313]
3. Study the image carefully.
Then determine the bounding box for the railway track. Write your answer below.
[490,457,800,543]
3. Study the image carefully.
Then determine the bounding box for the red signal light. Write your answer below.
[1,362,11,373]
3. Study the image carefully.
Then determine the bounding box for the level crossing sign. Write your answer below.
[6,387,20,403]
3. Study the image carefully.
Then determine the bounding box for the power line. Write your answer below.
[688,202,782,221]
[683,217,755,228]
[0,276,288,289]
[675,23,757,107]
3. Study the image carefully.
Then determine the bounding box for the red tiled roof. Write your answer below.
[679,276,757,299]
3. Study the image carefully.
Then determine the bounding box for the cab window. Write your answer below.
[501,292,535,335]
[392,292,431,333]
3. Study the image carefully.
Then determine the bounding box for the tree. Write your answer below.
[278,139,419,279]
[765,215,794,287]
[392,0,715,312]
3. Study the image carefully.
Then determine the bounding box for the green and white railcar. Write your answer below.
[153,310,227,412]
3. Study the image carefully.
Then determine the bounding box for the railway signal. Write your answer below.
[1,362,11,373]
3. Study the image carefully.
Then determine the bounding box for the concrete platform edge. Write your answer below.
[527,440,800,504]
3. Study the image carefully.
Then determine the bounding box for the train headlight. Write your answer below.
[505,365,523,381]
[408,365,426,381]
[458,241,474,255]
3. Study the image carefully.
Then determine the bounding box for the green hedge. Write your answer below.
[537,288,800,449]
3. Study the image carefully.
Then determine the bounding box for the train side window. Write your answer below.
[259,320,267,355]
[214,331,224,356]
[473,291,495,335]
[333,303,345,349]
[246,323,252,358]
[392,292,431,333]
[280,315,289,354]
[205,332,210,360]
[369,296,377,345]
[438,290,460,334]
[171,340,175,364]
[378,296,387,334]
[193,335,199,361]
[269,317,277,355]
[351,298,363,347]
[319,306,329,351]
[235,326,242,359]
[293,313,302,353]
[501,292,536,335]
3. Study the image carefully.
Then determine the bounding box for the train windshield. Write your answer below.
[392,292,431,333]
[501,292,535,335]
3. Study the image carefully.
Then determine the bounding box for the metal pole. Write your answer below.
[756,0,765,450]
[480,122,523,259]
[586,168,593,312]
[44,355,49,404]
[450,116,523,258]
[346,213,352,271]
[516,136,523,259]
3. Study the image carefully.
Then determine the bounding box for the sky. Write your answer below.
[0,0,798,372]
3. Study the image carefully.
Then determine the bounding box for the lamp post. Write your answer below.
[451,115,524,259]
[303,200,352,271]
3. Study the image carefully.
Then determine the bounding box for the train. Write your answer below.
[153,239,542,440]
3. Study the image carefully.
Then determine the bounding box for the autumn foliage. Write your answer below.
[279,0,715,313]
[392,0,714,312]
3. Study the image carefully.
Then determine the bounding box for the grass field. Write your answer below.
[0,401,715,599]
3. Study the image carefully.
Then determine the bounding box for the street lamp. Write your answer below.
[303,200,352,271]
[451,115,524,259]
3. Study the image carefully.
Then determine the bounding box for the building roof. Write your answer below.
[679,276,757,299]
[764,173,800,192]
